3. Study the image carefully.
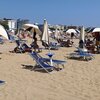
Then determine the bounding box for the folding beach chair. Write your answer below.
[69,48,94,61]
[42,41,59,50]
[13,40,32,53]
[0,80,5,86]
[49,42,59,50]
[29,52,66,73]
[29,52,54,73]
[42,58,66,69]
[30,52,66,68]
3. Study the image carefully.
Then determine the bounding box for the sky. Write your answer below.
[0,0,100,27]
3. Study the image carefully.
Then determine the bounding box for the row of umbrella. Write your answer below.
[0,21,100,42]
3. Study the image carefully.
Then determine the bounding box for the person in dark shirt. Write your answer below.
[31,38,40,52]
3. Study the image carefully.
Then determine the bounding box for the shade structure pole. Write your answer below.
[79,26,86,49]
[80,26,85,42]
[42,19,49,45]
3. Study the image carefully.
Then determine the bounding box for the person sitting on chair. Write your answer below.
[66,39,73,47]
[86,39,95,53]
[79,40,84,48]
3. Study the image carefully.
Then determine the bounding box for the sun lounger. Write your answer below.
[69,49,94,61]
[42,58,66,68]
[0,80,5,86]
[42,41,59,50]
[29,52,66,73]
[30,52,66,67]
[12,40,32,53]
[29,52,54,73]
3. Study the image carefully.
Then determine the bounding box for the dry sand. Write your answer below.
[0,39,100,100]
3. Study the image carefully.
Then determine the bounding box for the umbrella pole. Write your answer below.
[49,46,51,53]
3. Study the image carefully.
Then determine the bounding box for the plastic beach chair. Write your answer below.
[42,41,59,50]
[0,80,5,86]
[29,52,66,72]
[14,40,32,53]
[29,52,54,73]
[70,50,94,61]
[30,52,66,66]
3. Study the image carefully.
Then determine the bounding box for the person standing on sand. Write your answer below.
[31,37,40,52]
[71,32,74,42]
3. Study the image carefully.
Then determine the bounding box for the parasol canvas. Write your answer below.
[0,25,9,40]
[23,23,42,35]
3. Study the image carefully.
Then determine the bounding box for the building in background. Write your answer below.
[7,19,16,32]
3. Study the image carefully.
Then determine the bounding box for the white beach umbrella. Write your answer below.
[80,26,85,42]
[66,29,79,34]
[42,19,49,45]
[0,25,9,40]
[92,28,100,33]
[23,23,42,35]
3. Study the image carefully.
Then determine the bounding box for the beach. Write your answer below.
[0,39,100,100]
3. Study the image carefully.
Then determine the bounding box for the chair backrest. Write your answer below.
[38,58,53,68]
[29,52,41,60]
[29,52,53,73]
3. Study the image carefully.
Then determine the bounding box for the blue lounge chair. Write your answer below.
[42,41,59,50]
[29,52,54,73]
[0,37,4,44]
[42,58,66,68]
[30,52,66,68]
[70,48,94,61]
[0,80,5,86]
[29,52,66,73]
[13,40,32,53]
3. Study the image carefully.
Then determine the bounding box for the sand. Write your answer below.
[0,39,100,100]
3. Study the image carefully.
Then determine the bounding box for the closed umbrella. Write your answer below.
[79,26,88,51]
[42,19,49,45]
[80,26,85,42]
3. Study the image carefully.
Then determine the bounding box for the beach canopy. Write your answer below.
[66,28,80,34]
[0,25,9,40]
[92,28,100,33]
[23,24,42,35]
[80,26,85,42]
